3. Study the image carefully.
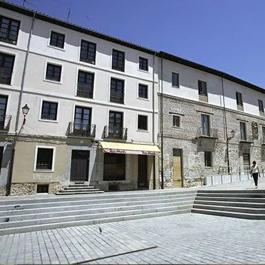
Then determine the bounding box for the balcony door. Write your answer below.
[74,106,91,136]
[0,95,7,129]
[201,114,210,136]
[109,111,123,138]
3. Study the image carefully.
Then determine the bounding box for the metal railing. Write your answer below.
[239,135,253,143]
[67,122,96,138]
[103,126,127,140]
[196,127,218,138]
[0,115,11,132]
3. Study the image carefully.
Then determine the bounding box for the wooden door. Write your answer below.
[172,149,183,187]
[70,150,90,182]
[138,155,148,189]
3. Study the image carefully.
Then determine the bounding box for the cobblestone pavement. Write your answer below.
[1,213,265,264]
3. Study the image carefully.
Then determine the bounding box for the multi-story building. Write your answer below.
[0,2,160,195]
[1,2,265,195]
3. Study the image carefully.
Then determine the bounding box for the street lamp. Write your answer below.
[22,104,30,125]
[226,129,235,174]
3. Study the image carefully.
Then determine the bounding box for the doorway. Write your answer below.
[138,155,148,189]
[172,148,183,187]
[243,153,250,175]
[70,150,90,182]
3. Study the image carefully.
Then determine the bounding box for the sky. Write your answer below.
[7,0,265,88]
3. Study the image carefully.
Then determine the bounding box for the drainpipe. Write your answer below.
[152,53,156,189]
[221,77,231,175]
[6,13,35,195]
[160,57,164,189]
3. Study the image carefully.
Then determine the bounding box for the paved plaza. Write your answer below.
[0,212,265,264]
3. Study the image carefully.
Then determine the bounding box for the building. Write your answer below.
[0,2,265,195]
[0,2,159,195]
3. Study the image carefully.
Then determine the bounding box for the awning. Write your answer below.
[100,142,160,155]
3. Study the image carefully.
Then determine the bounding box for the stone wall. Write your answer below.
[0,187,6,196]
[160,94,265,187]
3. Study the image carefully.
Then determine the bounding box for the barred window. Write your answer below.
[138,84,148,99]
[77,70,94,98]
[139,57,148,71]
[110,78,124,104]
[112,49,125,72]
[0,15,20,44]
[80,40,96,64]
[36,148,54,170]
[45,63,62,82]
[204,152,212,167]
[0,52,15,85]
[50,31,65,48]
[41,101,58,120]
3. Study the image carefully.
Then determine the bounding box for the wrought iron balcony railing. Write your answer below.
[239,135,253,143]
[67,122,96,138]
[0,115,11,132]
[196,127,218,139]
[103,126,127,140]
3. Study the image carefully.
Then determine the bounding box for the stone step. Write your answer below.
[194,200,265,208]
[0,208,190,235]
[0,200,193,222]
[0,190,197,206]
[193,204,265,214]
[0,196,195,216]
[56,190,104,195]
[198,189,265,194]
[63,186,97,190]
[195,196,265,203]
[0,204,193,232]
[197,193,265,198]
[68,184,94,187]
[191,208,265,220]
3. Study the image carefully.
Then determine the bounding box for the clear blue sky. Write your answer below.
[7,0,265,88]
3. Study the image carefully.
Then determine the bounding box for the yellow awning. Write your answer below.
[100,142,160,155]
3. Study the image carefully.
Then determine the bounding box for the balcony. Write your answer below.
[239,135,253,143]
[196,127,218,139]
[0,115,11,132]
[103,126,127,140]
[67,122,96,138]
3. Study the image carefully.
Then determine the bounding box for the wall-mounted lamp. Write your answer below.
[22,104,30,125]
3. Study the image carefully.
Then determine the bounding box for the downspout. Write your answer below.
[221,77,230,174]
[160,56,164,189]
[152,53,156,189]
[7,13,35,195]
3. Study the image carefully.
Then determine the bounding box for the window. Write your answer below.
[80,40,96,64]
[45,63,62,82]
[258,100,264,113]
[0,146,3,172]
[138,84,148,99]
[49,31,65,49]
[109,111,123,138]
[112,49,125,72]
[0,95,8,129]
[240,122,247,141]
[172,72,179,87]
[201,114,210,136]
[0,15,20,44]
[110,78,124,104]
[103,153,125,181]
[41,101,58,120]
[138,115,148,130]
[173,115,180,127]
[236,92,243,106]
[204,152,212,167]
[0,53,15,85]
[198,80,207,96]
[139,57,148,71]
[36,147,54,170]
[77,70,94,98]
[37,184,49,193]
[74,106,92,135]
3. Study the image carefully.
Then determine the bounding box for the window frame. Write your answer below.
[80,39,96,64]
[172,115,180,128]
[40,100,59,122]
[76,70,94,99]
[0,52,15,85]
[112,49,125,72]
[198,80,208,96]
[0,15,20,45]
[138,114,148,131]
[139,57,148,71]
[138,83,148,99]
[49,31,65,49]
[110,77,125,104]
[236,92,243,106]
[34,146,56,172]
[204,151,212,167]
[258,99,264,113]
[172,72,179,88]
[240,121,247,141]
[45,62,62,83]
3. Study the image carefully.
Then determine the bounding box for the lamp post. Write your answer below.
[6,104,30,195]
[226,129,235,174]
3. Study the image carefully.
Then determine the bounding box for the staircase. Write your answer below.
[192,189,265,219]
[56,183,103,195]
[0,189,196,235]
